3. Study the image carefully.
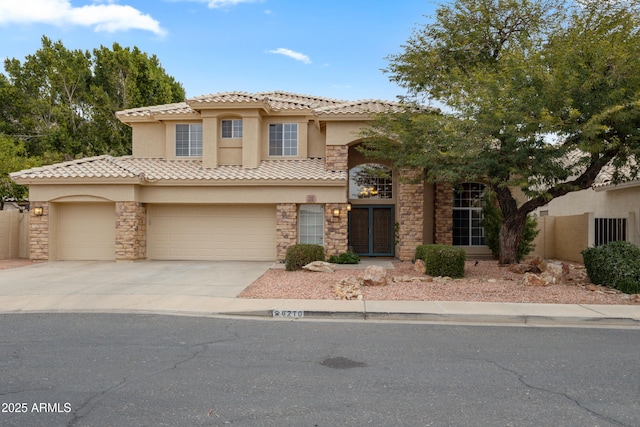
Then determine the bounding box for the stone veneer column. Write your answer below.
[396,169,424,261]
[276,203,297,261]
[115,202,147,261]
[29,202,49,261]
[324,204,349,258]
[325,145,348,171]
[435,183,453,245]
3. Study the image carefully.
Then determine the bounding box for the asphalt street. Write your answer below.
[1,314,639,426]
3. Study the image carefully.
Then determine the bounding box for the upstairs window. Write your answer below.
[269,123,298,156]
[175,124,202,157]
[221,119,243,138]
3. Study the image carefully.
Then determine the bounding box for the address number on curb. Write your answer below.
[273,310,304,318]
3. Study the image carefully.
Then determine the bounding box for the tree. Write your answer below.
[361,0,640,264]
[2,37,185,160]
[0,136,39,209]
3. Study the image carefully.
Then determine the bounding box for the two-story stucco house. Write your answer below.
[11,91,491,262]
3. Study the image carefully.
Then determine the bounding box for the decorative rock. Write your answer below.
[524,256,548,272]
[361,265,387,286]
[522,272,550,287]
[545,262,563,282]
[433,276,452,284]
[413,259,426,274]
[334,277,362,300]
[508,263,540,274]
[302,261,335,273]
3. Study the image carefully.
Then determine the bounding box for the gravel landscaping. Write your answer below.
[240,260,640,305]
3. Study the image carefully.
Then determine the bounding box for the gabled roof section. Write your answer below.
[116,102,197,120]
[10,156,347,184]
[313,99,404,117]
[10,155,142,182]
[115,91,406,124]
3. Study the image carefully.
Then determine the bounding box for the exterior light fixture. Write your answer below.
[33,207,43,216]
[346,203,352,212]
[333,208,340,217]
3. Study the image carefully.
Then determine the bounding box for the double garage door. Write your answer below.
[147,205,277,261]
[56,203,276,261]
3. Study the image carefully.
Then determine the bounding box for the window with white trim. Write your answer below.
[221,119,242,138]
[175,124,202,157]
[453,183,486,246]
[299,205,324,245]
[269,123,298,156]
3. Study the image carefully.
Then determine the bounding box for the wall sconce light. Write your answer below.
[332,208,340,217]
[33,207,43,216]
[346,204,352,212]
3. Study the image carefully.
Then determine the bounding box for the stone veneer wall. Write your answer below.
[324,204,348,258]
[115,202,147,261]
[29,202,49,261]
[276,203,297,261]
[396,169,424,261]
[435,183,453,245]
[325,145,348,171]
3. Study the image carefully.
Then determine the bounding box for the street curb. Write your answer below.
[222,309,640,327]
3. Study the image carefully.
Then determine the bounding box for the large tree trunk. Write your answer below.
[498,212,527,265]
[494,186,528,265]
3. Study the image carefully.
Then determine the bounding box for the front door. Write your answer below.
[348,206,394,256]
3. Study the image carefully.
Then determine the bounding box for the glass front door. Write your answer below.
[348,206,394,256]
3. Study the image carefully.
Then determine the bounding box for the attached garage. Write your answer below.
[56,203,116,260]
[147,204,277,261]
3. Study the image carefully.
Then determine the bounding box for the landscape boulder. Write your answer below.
[522,272,550,287]
[361,265,387,286]
[302,261,335,273]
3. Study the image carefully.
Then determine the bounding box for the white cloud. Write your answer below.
[0,0,166,36]
[206,0,261,8]
[268,48,311,64]
[172,0,261,9]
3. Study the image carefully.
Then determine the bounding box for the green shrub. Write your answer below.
[285,244,325,271]
[415,244,466,278]
[481,194,539,261]
[328,251,360,264]
[582,241,640,294]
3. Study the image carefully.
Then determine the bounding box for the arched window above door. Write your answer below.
[349,164,393,199]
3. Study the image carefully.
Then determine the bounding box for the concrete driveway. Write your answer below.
[0,260,273,313]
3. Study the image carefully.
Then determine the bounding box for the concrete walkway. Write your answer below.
[0,260,639,327]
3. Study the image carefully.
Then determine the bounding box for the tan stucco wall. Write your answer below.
[132,122,166,158]
[29,185,141,203]
[139,185,346,204]
[326,121,368,146]
[533,214,588,262]
[308,122,326,158]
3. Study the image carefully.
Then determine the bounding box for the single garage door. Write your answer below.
[57,203,116,260]
[148,205,277,261]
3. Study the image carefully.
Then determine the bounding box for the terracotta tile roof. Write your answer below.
[10,156,140,180]
[116,91,402,119]
[116,102,194,118]
[313,99,404,116]
[10,156,347,183]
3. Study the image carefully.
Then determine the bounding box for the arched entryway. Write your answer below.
[347,162,395,256]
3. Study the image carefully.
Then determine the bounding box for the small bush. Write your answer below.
[415,244,466,278]
[285,244,325,271]
[329,251,360,264]
[582,241,640,294]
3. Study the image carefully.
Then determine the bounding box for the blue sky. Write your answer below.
[0,0,439,102]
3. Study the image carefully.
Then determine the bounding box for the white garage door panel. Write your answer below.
[57,203,115,260]
[148,205,276,261]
